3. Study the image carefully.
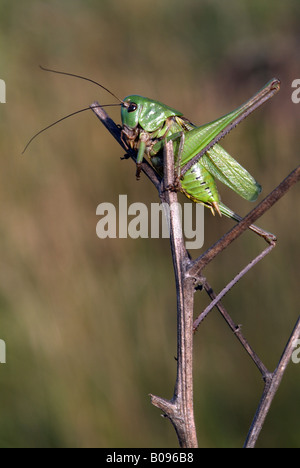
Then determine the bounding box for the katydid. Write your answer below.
[120,79,280,240]
[23,68,280,241]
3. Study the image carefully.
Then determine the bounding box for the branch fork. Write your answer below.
[90,101,300,448]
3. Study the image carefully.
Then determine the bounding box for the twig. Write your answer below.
[193,242,275,331]
[150,140,198,448]
[188,165,300,278]
[90,102,162,190]
[244,316,300,448]
[180,78,280,177]
[91,102,198,447]
[200,281,269,377]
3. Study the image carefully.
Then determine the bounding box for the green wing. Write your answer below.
[175,125,261,201]
[201,144,261,201]
[178,114,240,166]
[178,78,278,168]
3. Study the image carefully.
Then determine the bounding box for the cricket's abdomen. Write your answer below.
[180,162,221,215]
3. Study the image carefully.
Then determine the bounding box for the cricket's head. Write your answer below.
[23,67,185,154]
[121,95,182,133]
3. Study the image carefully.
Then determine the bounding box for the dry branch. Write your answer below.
[244,316,300,448]
[149,139,198,448]
[90,101,300,448]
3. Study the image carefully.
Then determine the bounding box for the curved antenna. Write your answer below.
[22,103,121,154]
[40,65,123,104]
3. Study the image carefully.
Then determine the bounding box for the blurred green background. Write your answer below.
[0,0,299,448]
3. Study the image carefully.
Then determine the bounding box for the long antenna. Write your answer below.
[40,66,123,104]
[23,66,124,153]
[22,104,121,154]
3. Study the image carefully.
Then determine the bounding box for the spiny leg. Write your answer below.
[219,202,277,244]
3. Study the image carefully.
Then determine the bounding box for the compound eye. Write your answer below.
[127,102,137,113]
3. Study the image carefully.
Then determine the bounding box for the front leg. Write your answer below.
[135,132,149,180]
